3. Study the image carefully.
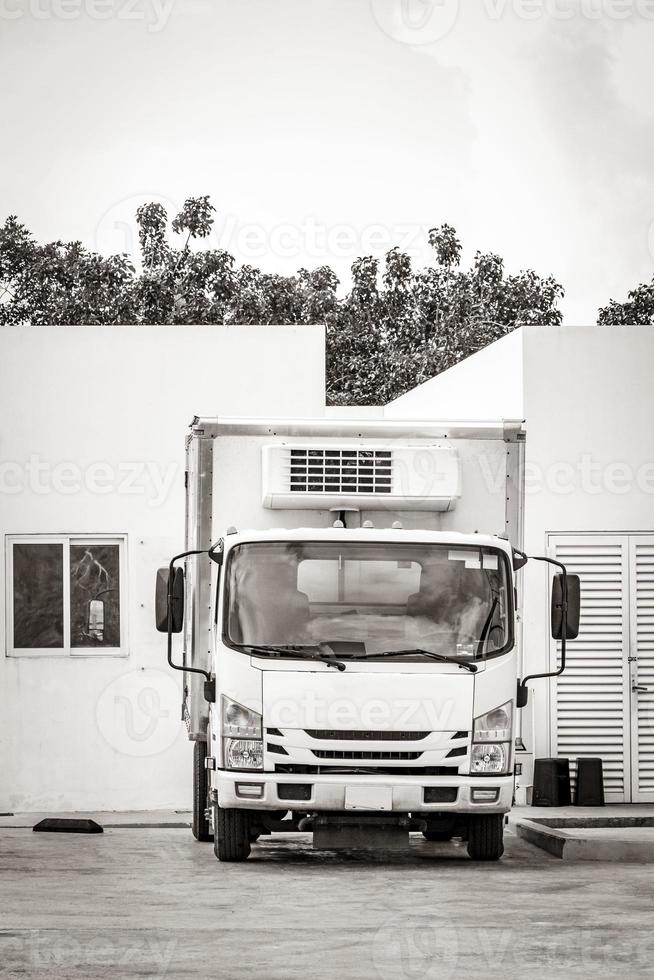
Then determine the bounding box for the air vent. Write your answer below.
[277,783,312,801]
[424,787,458,804]
[275,764,458,776]
[305,730,429,741]
[312,750,422,761]
[262,444,460,511]
[289,448,392,494]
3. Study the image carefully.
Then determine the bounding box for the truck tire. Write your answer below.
[192,740,212,842]
[423,830,453,842]
[213,804,251,862]
[466,814,504,861]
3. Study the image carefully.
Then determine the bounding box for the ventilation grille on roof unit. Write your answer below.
[289,448,392,495]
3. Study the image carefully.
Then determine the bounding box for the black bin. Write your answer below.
[533,757,572,807]
[575,757,605,807]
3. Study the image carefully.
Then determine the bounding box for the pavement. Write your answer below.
[3,810,654,979]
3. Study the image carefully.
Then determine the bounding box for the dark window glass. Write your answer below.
[13,543,64,648]
[70,545,121,647]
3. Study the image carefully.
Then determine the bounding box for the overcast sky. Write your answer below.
[2,0,653,323]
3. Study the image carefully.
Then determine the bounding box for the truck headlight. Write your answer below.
[224,738,264,771]
[473,701,513,743]
[221,696,262,738]
[471,743,509,774]
[221,697,263,770]
[471,701,512,775]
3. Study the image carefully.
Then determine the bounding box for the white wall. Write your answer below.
[522,325,654,757]
[0,325,325,811]
[385,329,524,420]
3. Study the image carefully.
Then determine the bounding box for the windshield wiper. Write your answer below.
[243,644,347,672]
[355,649,478,673]
[476,597,499,657]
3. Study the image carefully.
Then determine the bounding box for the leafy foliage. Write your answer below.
[597,279,654,325]
[0,198,564,404]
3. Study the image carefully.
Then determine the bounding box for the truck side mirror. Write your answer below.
[551,573,580,640]
[516,681,529,709]
[155,566,185,633]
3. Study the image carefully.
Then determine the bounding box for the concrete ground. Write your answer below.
[2,812,654,979]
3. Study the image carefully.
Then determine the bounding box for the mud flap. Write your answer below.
[312,814,410,850]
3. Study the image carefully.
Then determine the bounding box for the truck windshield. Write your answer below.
[224,541,512,662]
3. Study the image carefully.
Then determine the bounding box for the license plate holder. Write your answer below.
[344,785,393,811]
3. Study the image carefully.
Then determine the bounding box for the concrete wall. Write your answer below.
[0,325,325,812]
[385,329,524,420]
[522,325,654,757]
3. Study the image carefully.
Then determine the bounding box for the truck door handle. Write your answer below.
[633,684,649,693]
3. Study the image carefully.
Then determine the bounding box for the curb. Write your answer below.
[515,817,654,862]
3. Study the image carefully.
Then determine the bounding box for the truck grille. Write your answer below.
[304,730,429,741]
[312,750,422,761]
[274,764,459,776]
[265,730,469,775]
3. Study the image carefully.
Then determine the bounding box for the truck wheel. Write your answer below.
[192,740,212,842]
[213,804,251,862]
[467,814,504,861]
[423,831,453,842]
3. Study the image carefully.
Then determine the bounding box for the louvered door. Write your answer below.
[629,537,654,802]
[549,535,631,802]
[549,533,654,803]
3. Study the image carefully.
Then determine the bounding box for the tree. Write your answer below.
[598,279,654,325]
[0,215,138,325]
[0,199,565,404]
[325,228,564,404]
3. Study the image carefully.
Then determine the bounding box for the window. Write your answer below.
[6,535,127,657]
[224,541,512,661]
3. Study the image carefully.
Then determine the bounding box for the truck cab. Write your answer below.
[209,527,516,859]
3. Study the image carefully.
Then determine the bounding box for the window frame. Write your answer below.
[5,533,129,658]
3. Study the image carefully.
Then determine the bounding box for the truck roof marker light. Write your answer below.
[332,519,345,528]
[362,520,374,528]
[226,526,238,535]
[392,521,403,529]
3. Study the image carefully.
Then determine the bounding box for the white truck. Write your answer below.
[155,417,579,861]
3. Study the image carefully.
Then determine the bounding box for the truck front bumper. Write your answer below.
[214,771,514,814]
